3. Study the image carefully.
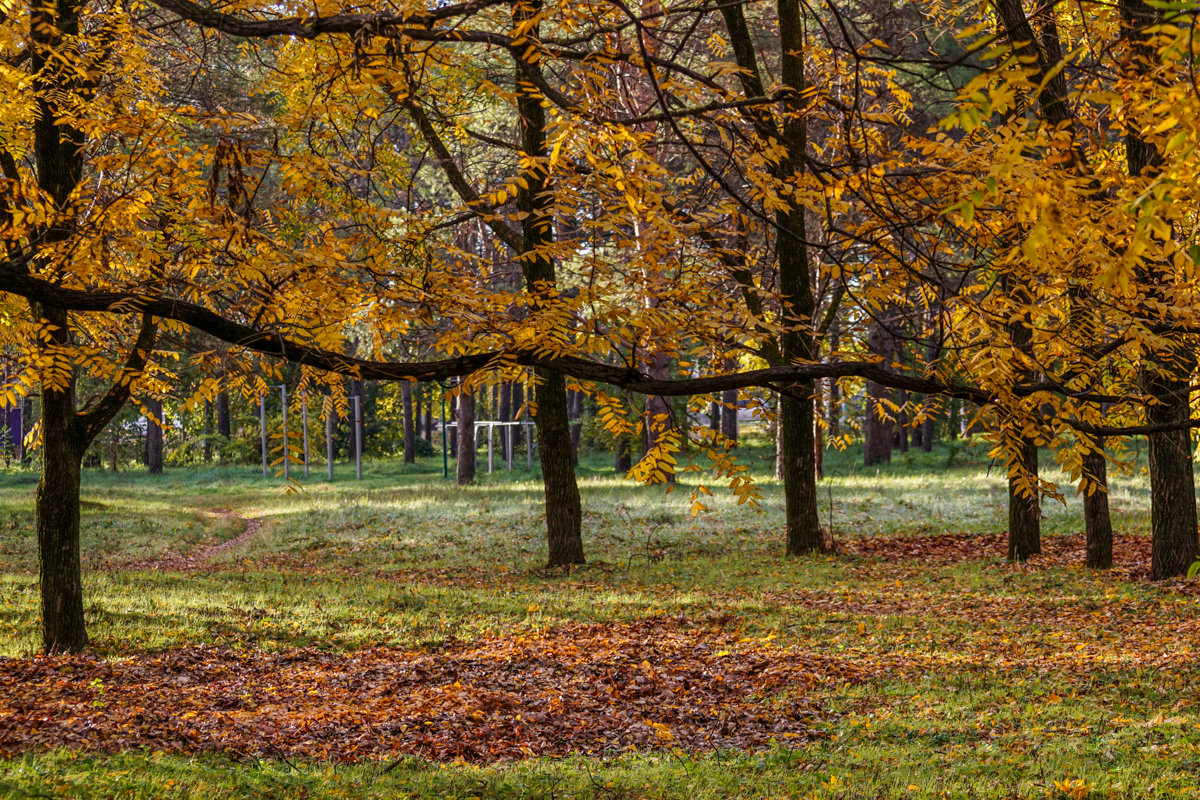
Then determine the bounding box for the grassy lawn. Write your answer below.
[1,433,1197,798]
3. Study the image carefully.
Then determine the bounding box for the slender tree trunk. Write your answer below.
[146,397,163,475]
[203,399,213,463]
[499,382,512,460]
[456,389,475,485]
[424,396,434,443]
[896,389,909,452]
[720,387,738,443]
[708,401,720,432]
[402,382,415,463]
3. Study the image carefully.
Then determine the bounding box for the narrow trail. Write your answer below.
[131,509,263,571]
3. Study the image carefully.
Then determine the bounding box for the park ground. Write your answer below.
[0,434,1198,799]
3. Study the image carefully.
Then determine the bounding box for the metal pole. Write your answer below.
[353,394,362,480]
[487,423,494,474]
[281,386,289,481]
[302,392,310,478]
[326,397,334,481]
[440,383,448,479]
[259,393,268,478]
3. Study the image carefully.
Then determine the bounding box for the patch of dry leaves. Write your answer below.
[0,618,860,762]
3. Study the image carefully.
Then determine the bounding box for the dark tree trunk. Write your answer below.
[216,388,231,440]
[922,409,936,452]
[146,397,163,475]
[402,382,416,463]
[499,382,512,460]
[1082,442,1113,569]
[948,400,960,440]
[447,392,458,459]
[720,388,738,443]
[708,401,720,432]
[536,369,585,564]
[511,1,584,565]
[896,390,909,452]
[614,434,632,474]
[37,353,87,653]
[827,322,841,439]
[1146,370,1198,578]
[1007,438,1041,561]
[864,318,895,466]
[456,389,475,485]
[202,399,213,463]
[1115,0,1199,579]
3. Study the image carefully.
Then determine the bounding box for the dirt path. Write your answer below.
[132,509,264,571]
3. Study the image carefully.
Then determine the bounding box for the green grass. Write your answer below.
[1,433,1197,798]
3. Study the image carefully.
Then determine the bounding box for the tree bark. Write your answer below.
[145,397,163,474]
[511,0,584,565]
[499,381,512,460]
[202,399,213,463]
[720,387,738,443]
[456,389,475,485]
[401,381,416,463]
[37,333,88,653]
[864,323,894,466]
[1082,442,1113,569]
[1145,369,1198,578]
[1007,436,1041,561]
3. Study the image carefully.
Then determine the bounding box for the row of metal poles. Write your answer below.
[257,386,536,481]
[258,387,362,481]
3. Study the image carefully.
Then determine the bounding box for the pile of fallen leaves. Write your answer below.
[0,618,858,762]
[844,533,1155,577]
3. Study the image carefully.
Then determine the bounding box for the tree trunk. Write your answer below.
[146,397,163,475]
[1146,370,1198,578]
[499,382,512,460]
[202,400,213,463]
[414,387,423,442]
[720,387,738,443]
[1007,437,1041,561]
[456,389,475,485]
[896,389,909,452]
[708,401,720,432]
[424,396,434,444]
[864,317,895,466]
[922,409,935,452]
[401,381,416,463]
[536,369,585,564]
[1082,443,1113,569]
[37,364,88,653]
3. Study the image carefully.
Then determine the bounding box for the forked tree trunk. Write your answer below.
[1082,442,1113,569]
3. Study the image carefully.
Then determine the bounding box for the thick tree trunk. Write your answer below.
[782,389,821,553]
[864,318,895,466]
[1007,438,1041,561]
[1146,371,1198,578]
[145,397,163,475]
[456,390,475,485]
[708,401,720,432]
[37,369,87,653]
[536,369,585,564]
[1082,443,1113,569]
